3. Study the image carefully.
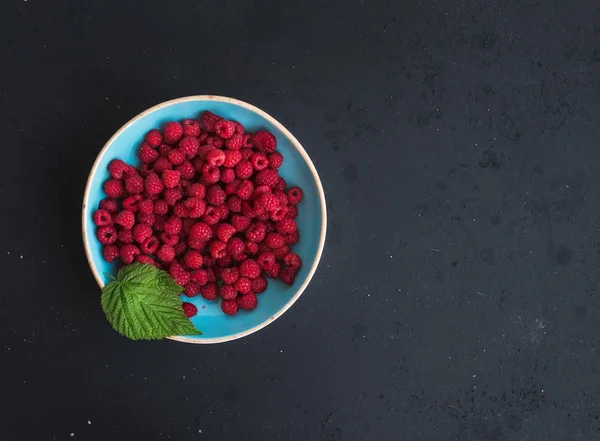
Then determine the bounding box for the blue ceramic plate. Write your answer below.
[82,96,326,343]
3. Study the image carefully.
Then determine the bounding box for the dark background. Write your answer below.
[3,0,600,439]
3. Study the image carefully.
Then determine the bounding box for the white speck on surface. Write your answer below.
[7,251,9,254]
[20,255,23,259]
[70,434,74,437]
[87,421,91,425]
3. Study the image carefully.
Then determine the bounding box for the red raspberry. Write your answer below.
[220,168,236,184]
[252,130,277,152]
[244,240,259,255]
[226,195,242,213]
[231,214,250,232]
[202,206,221,225]
[273,190,288,206]
[284,230,300,245]
[98,198,118,214]
[270,206,288,221]
[93,209,112,226]
[239,259,260,278]
[268,152,283,169]
[169,262,190,286]
[254,185,271,196]
[132,223,152,243]
[223,150,242,168]
[168,149,186,166]
[156,244,175,263]
[198,131,209,143]
[211,137,224,149]
[164,188,183,206]
[145,173,164,195]
[135,199,153,215]
[177,161,196,180]
[214,120,236,139]
[183,281,201,298]
[265,261,281,278]
[124,174,144,194]
[185,197,206,218]
[187,183,206,199]
[206,149,225,166]
[250,152,269,171]
[237,180,254,200]
[164,216,183,235]
[234,277,251,294]
[120,244,140,264]
[103,179,124,198]
[140,236,159,254]
[118,228,134,243]
[235,161,253,179]
[102,245,119,263]
[251,276,268,294]
[191,269,209,286]
[182,118,201,137]
[136,255,159,268]
[201,164,220,184]
[207,185,226,206]
[274,245,290,260]
[183,250,203,269]
[225,133,243,150]
[158,232,178,247]
[144,129,162,147]
[154,157,173,174]
[108,159,129,180]
[241,201,257,218]
[201,111,221,132]
[153,199,168,215]
[287,187,303,204]
[161,169,179,189]
[275,176,286,192]
[209,240,227,258]
[240,148,253,160]
[245,222,267,243]
[257,251,276,270]
[254,193,279,213]
[179,136,199,158]
[182,302,198,318]
[280,267,296,285]
[159,143,172,157]
[255,169,279,187]
[201,282,218,300]
[284,252,302,270]
[197,145,215,161]
[238,293,258,310]
[139,212,157,227]
[225,179,242,195]
[114,210,135,230]
[187,238,205,250]
[163,121,184,145]
[214,223,235,243]
[219,284,237,300]
[221,299,238,315]
[139,164,152,177]
[138,142,158,164]
[189,222,213,241]
[265,222,275,233]
[174,241,188,257]
[227,237,245,256]
[182,217,195,235]
[287,205,298,219]
[276,218,297,234]
[221,267,239,284]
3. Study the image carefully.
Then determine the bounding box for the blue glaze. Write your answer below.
[82,97,326,342]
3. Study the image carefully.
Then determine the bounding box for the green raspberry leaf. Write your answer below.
[101,263,202,340]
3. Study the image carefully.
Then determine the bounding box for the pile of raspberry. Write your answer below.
[92,111,303,317]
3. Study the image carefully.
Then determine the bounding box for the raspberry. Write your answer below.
[274,245,290,260]
[225,133,243,150]
[154,156,173,173]
[185,197,206,218]
[254,193,279,213]
[284,252,302,270]
[227,237,245,256]
[241,201,257,218]
[183,281,201,298]
[169,262,190,286]
[240,148,253,160]
[238,293,258,310]
[244,240,259,255]
[118,228,134,243]
[161,216,180,235]
[221,267,239,284]
[159,143,172,157]
[220,168,235,184]
[231,121,244,134]
[221,299,238,315]
[207,185,226,206]
[157,244,175,263]
[231,214,250,232]
[163,121,184,145]
[131,198,150,215]
[187,237,205,250]
[235,277,252,294]
[214,120,236,139]
[162,169,181,189]
[93,209,112,226]
[265,261,281,278]
[136,255,159,268]
[103,179,124,198]
[120,244,140,264]
[143,129,162,147]
[235,161,253,179]
[189,222,213,241]
[226,195,242,213]
[245,222,267,243]
[257,251,276,270]
[191,269,209,286]
[140,164,152,178]
[225,179,242,195]
[124,174,144,194]
[174,241,188,257]
[284,230,300,245]
[223,150,242,168]
[252,130,277,152]
[140,236,159,254]
[201,164,220,184]
[108,159,129,180]
[179,136,199,158]
[219,284,237,300]
[145,173,164,195]
[102,245,119,263]
[270,206,288,221]
[237,179,254,200]
[139,142,159,164]
[287,187,303,204]
[132,223,152,243]
[206,149,226,166]
[239,259,260,278]
[265,222,275,233]
[201,111,221,132]
[250,152,269,171]
[164,188,183,206]
[280,267,296,285]
[274,176,286,192]
[251,275,268,294]
[214,223,235,243]
[98,198,118,214]
[287,205,298,219]
[197,145,215,161]
[153,199,169,215]
[182,302,198,318]
[183,250,203,270]
[160,231,179,247]
[187,183,206,199]
[202,206,221,225]
[168,148,186,166]
[255,169,279,187]
[182,118,201,137]
[137,211,155,225]
[201,282,218,300]
[209,240,227,258]
[276,218,297,234]
[114,210,135,229]
[268,152,283,169]
[177,161,196,180]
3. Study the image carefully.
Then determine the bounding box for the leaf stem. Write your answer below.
[104,272,118,282]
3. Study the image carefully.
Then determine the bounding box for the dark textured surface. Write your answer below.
[3,0,600,439]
